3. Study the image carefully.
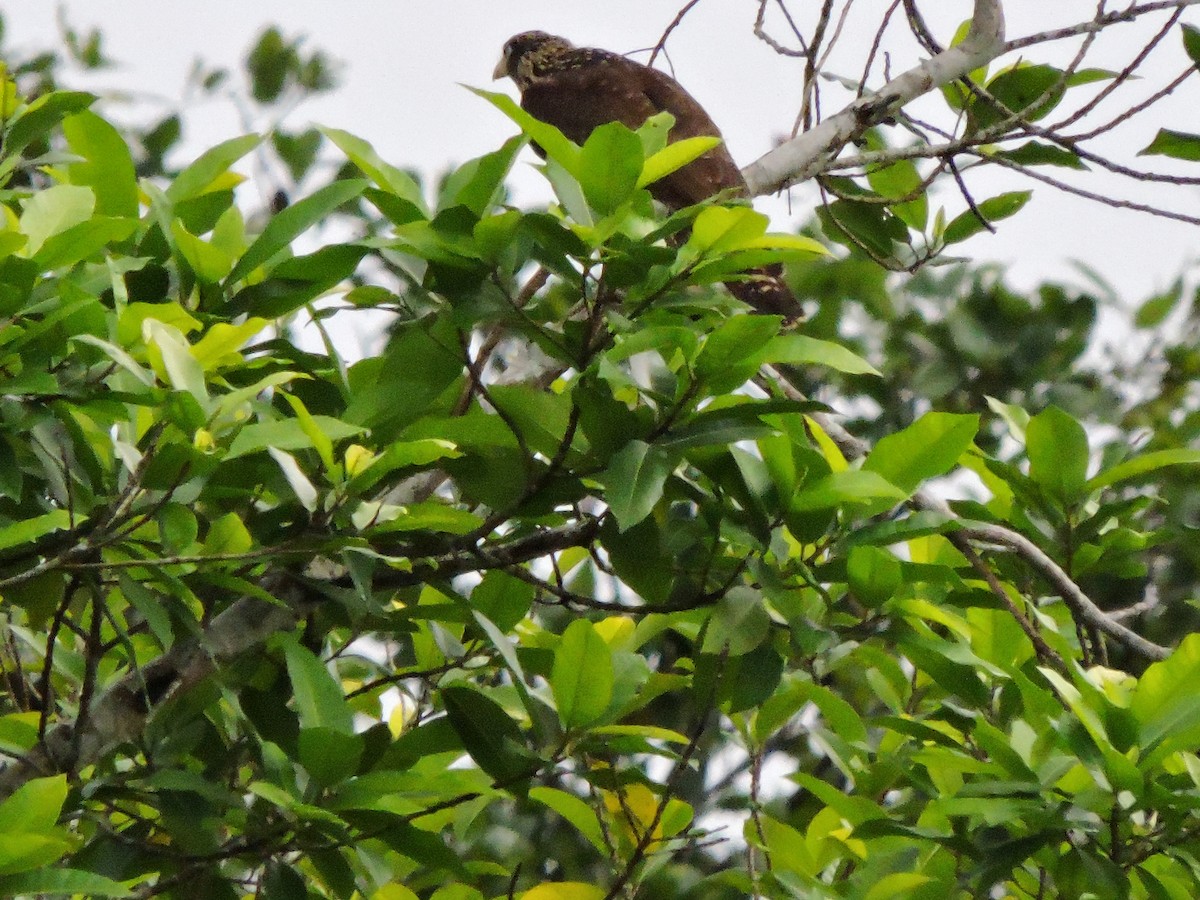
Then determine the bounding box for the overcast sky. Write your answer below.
[5,1,1199,308]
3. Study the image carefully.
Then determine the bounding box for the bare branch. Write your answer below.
[743,0,1006,195]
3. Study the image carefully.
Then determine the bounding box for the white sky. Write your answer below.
[5,1,1199,308]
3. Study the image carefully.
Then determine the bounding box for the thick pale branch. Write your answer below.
[742,0,1006,195]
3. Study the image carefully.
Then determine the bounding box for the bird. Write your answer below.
[493,30,802,323]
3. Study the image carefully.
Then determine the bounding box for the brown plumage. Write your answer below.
[494,31,802,323]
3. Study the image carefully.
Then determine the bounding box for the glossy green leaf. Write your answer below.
[4,90,95,157]
[34,216,137,270]
[1138,128,1200,161]
[166,133,261,202]
[470,87,580,174]
[0,775,67,834]
[578,122,644,214]
[522,884,605,900]
[943,191,1032,244]
[1133,634,1200,760]
[19,184,95,257]
[63,110,138,217]
[601,440,674,532]
[0,868,131,897]
[227,416,365,459]
[441,685,536,785]
[439,136,524,217]
[969,64,1066,131]
[0,510,73,553]
[1184,23,1200,69]
[701,587,770,656]
[202,512,253,556]
[1086,448,1200,492]
[528,787,607,852]
[762,333,880,375]
[792,470,908,512]
[1026,405,1089,503]
[225,178,368,283]
[470,571,534,632]
[283,639,354,734]
[639,135,722,189]
[552,619,614,728]
[847,545,903,608]
[864,412,979,493]
[321,126,428,220]
[298,726,364,787]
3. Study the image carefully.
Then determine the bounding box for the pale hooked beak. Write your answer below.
[492,56,508,80]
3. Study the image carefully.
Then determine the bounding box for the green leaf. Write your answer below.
[995,141,1086,170]
[0,510,73,553]
[1185,23,1200,69]
[202,512,252,556]
[441,685,536,785]
[847,545,903,608]
[469,87,580,174]
[0,775,67,834]
[439,137,524,217]
[1133,634,1200,761]
[639,135,722,189]
[225,178,368,284]
[577,122,644,214]
[601,440,674,532]
[3,90,95,157]
[866,157,927,230]
[762,333,880,375]
[1135,279,1184,328]
[522,884,605,900]
[171,219,236,283]
[792,470,908,512]
[0,868,131,897]
[1138,128,1200,162]
[19,184,95,257]
[283,639,354,734]
[695,315,781,385]
[969,64,1066,131]
[346,439,461,494]
[528,787,607,852]
[227,416,365,459]
[552,619,614,729]
[298,727,364,787]
[33,216,137,270]
[701,587,770,656]
[166,134,261,202]
[1085,448,1200,493]
[0,833,72,876]
[143,319,207,402]
[1026,405,1089,503]
[470,571,534,632]
[63,110,138,217]
[942,191,1032,244]
[864,412,979,493]
[321,127,427,221]
[687,205,768,254]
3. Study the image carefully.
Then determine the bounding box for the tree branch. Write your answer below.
[742,0,1006,195]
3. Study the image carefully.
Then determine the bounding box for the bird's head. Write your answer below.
[493,31,574,89]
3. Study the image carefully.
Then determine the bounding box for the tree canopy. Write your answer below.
[1,5,1200,899]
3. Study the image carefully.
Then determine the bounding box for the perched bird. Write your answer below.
[494,31,802,322]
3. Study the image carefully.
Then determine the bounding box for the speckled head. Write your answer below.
[493,31,575,89]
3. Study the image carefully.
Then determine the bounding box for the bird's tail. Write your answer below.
[723,263,804,325]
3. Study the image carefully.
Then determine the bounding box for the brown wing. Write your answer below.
[518,49,802,323]
[635,64,748,208]
[521,54,746,211]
